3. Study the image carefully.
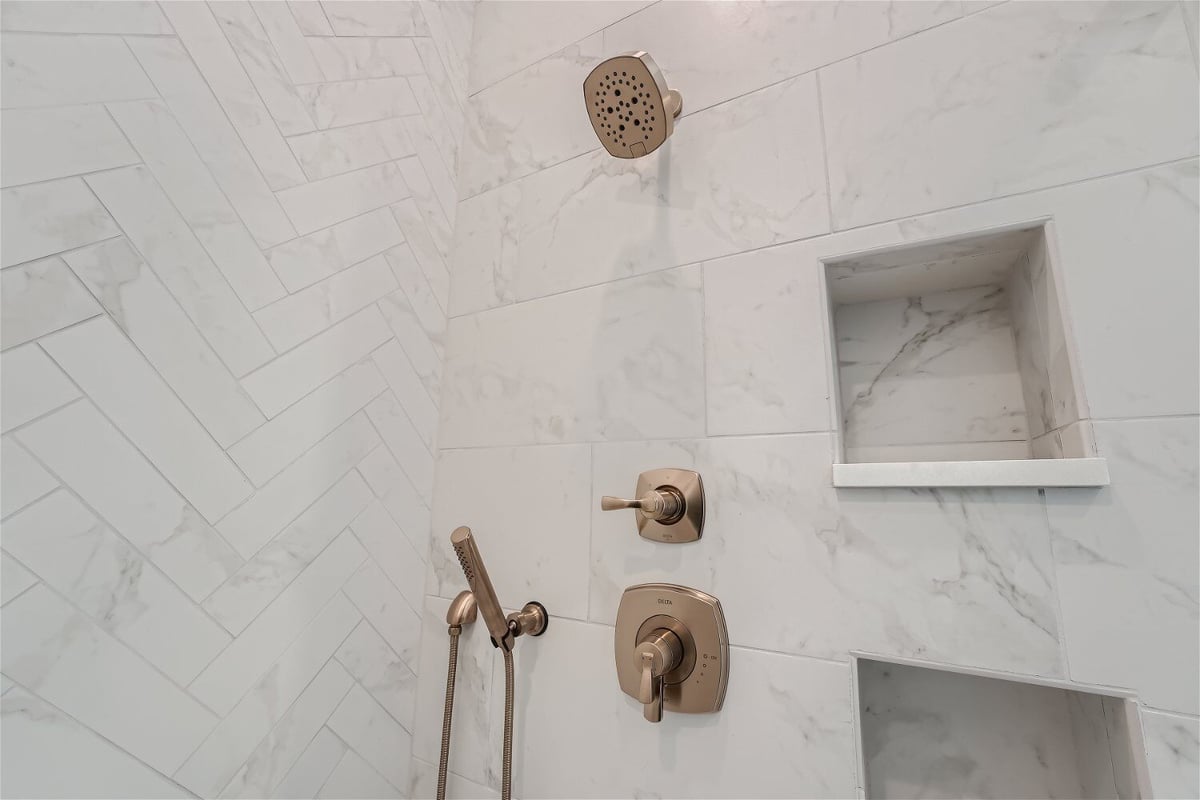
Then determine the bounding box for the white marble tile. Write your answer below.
[0,551,38,605]
[1184,0,1200,68]
[217,414,380,559]
[256,256,399,351]
[322,1,428,36]
[252,1,325,84]
[218,661,354,799]
[430,444,590,621]
[127,36,298,248]
[1,584,217,775]
[399,118,456,223]
[107,99,287,311]
[822,1,1199,229]
[287,1,332,36]
[498,615,857,799]
[365,391,433,505]
[411,596,495,787]
[372,338,437,449]
[378,287,443,402]
[448,182,520,316]
[342,559,422,671]
[0,179,118,269]
[349,500,425,614]
[308,36,423,81]
[354,445,431,558]
[85,166,276,377]
[40,316,253,521]
[229,361,385,486]
[298,77,419,130]
[179,591,361,792]
[407,74,459,189]
[1048,417,1199,715]
[3,490,231,685]
[16,401,241,601]
[203,473,373,634]
[271,727,345,799]
[64,238,266,448]
[160,2,306,189]
[591,435,1063,675]
[241,306,392,417]
[394,155,453,261]
[288,118,415,181]
[0,1,171,34]
[511,73,829,304]
[0,257,101,348]
[336,619,418,730]
[1142,709,1200,800]
[268,207,404,292]
[408,757,498,800]
[0,105,137,188]
[385,243,445,351]
[0,32,155,107]
[467,1,648,93]
[0,344,79,434]
[703,240,834,437]
[317,748,398,799]
[187,538,365,719]
[0,436,58,520]
[391,197,449,311]
[277,161,411,234]
[836,285,1028,455]
[440,266,704,448]
[327,683,412,791]
[0,688,190,800]
[210,1,317,136]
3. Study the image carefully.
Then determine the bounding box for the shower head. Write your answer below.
[583,51,682,159]
[450,526,514,651]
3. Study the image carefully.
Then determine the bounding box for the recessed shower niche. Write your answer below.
[823,224,1109,487]
[855,658,1150,799]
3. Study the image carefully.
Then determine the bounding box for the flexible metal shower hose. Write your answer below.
[437,629,517,800]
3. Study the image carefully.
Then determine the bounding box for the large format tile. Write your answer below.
[0,180,118,269]
[1,585,217,775]
[0,688,189,799]
[822,1,1199,229]
[430,444,591,621]
[440,266,705,448]
[16,402,242,602]
[1141,709,1200,800]
[41,317,253,521]
[0,33,155,107]
[591,435,1063,676]
[1048,418,1199,715]
[0,106,137,188]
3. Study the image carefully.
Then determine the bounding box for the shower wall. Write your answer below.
[420,1,1200,799]
[0,1,470,797]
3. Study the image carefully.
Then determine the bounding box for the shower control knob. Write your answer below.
[600,468,705,543]
[634,629,682,723]
[601,488,682,522]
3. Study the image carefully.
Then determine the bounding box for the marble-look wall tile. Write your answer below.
[16,401,242,602]
[0,180,119,269]
[379,286,444,402]
[1048,417,1199,715]
[308,37,424,82]
[0,550,39,605]
[592,435,1062,676]
[0,106,137,188]
[365,390,433,505]
[64,238,266,449]
[342,559,422,671]
[1,584,218,775]
[336,619,418,731]
[286,1,332,36]
[0,688,189,799]
[326,683,412,791]
[288,118,415,181]
[277,161,411,235]
[40,317,253,522]
[372,338,438,450]
[0,345,79,434]
[0,1,171,34]
[391,198,450,311]
[1141,709,1200,800]
[822,1,1199,229]
[298,77,420,130]
[3,490,231,685]
[317,749,398,799]
[251,1,325,85]
[440,266,704,448]
[0,33,156,107]
[271,727,345,799]
[322,1,429,37]
[0,257,102,348]
[429,444,591,620]
[355,445,431,558]
[408,757,497,800]
[448,182,520,316]
[0,436,57,519]
[349,500,425,615]
[385,243,446,355]
[703,240,833,436]
[267,207,404,292]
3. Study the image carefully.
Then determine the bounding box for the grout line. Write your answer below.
[814,70,837,231]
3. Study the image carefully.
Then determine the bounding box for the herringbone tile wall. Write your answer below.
[0,2,473,796]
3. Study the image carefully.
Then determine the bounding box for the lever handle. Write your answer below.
[633,629,682,724]
[601,488,683,522]
[639,652,663,722]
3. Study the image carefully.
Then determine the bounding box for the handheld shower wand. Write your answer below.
[450,525,515,651]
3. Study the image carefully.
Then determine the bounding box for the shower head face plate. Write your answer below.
[583,52,680,159]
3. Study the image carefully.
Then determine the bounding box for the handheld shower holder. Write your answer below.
[450,526,548,651]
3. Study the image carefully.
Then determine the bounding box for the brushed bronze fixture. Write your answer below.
[601,468,705,542]
[615,583,729,723]
[438,590,476,800]
[583,51,682,159]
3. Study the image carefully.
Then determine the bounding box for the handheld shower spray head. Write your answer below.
[583,51,682,159]
[450,526,514,651]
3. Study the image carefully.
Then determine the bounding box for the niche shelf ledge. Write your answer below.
[832,457,1109,488]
